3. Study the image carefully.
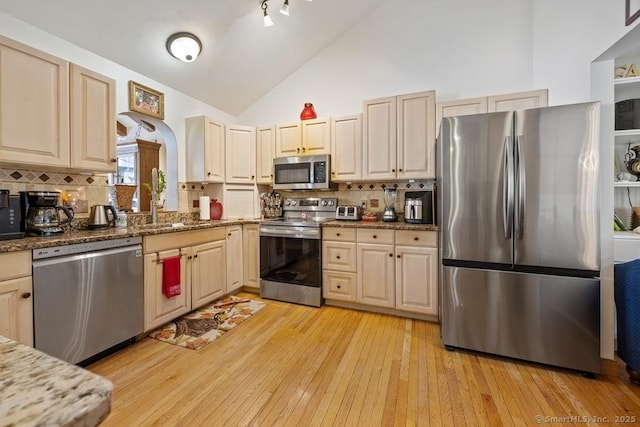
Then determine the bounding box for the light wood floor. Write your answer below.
[89,293,640,426]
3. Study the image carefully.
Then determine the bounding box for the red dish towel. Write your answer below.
[162,256,181,298]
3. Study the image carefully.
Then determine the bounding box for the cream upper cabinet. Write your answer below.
[185,116,225,183]
[0,251,33,346]
[363,96,397,180]
[397,91,436,179]
[275,119,330,157]
[191,240,227,307]
[331,114,362,182]
[243,224,260,290]
[0,35,70,168]
[256,126,275,184]
[436,89,548,135]
[226,225,244,292]
[394,231,438,316]
[226,124,256,184]
[275,121,302,157]
[487,89,548,112]
[301,117,331,155]
[436,96,488,134]
[69,64,116,172]
[363,91,436,180]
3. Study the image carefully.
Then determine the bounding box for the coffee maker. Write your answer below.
[0,190,24,240]
[20,191,74,236]
[404,191,434,224]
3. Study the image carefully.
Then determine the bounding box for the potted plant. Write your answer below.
[143,169,166,209]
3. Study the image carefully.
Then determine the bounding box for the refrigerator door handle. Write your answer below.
[503,136,514,239]
[515,135,526,240]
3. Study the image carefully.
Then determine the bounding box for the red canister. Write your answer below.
[209,199,223,220]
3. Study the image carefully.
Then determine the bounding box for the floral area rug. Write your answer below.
[149,295,266,350]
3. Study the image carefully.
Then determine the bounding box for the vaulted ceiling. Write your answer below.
[0,0,385,116]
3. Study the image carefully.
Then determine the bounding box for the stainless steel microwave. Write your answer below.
[273,154,335,190]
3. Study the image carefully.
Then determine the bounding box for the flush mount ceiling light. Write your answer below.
[166,32,202,62]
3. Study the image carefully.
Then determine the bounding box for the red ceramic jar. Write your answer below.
[209,199,223,220]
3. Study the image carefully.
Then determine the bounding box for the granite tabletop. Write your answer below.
[0,336,113,427]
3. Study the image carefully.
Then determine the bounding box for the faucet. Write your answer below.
[151,167,158,224]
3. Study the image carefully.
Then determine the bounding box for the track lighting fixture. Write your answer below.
[280,0,290,16]
[262,0,274,27]
[261,0,312,26]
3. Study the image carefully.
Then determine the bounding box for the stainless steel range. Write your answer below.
[259,197,337,307]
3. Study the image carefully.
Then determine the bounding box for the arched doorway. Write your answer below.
[116,112,178,211]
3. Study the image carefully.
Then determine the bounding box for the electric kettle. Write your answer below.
[88,204,117,229]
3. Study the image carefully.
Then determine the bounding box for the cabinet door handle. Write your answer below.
[399,168,403,172]
[392,169,396,172]
[297,147,300,153]
[336,233,341,236]
[332,171,335,175]
[21,292,31,299]
[397,255,401,258]
[270,174,273,178]
[207,171,212,176]
[194,254,198,258]
[110,158,117,163]
[337,285,341,289]
[302,146,306,152]
[388,253,393,257]
[228,233,232,236]
[373,235,377,239]
[336,255,341,259]
[414,237,419,241]
[188,255,193,260]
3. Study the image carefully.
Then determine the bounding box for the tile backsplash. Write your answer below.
[0,166,435,218]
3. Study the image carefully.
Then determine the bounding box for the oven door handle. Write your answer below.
[259,227,321,239]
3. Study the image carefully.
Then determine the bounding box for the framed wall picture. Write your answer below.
[626,0,640,26]
[128,81,164,120]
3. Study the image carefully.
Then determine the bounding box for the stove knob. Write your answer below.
[285,200,291,206]
[290,200,297,206]
[328,200,335,206]
[321,200,328,206]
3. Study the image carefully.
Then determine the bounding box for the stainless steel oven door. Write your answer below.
[259,224,323,307]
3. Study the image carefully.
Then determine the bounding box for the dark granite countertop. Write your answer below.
[322,220,438,231]
[0,219,260,253]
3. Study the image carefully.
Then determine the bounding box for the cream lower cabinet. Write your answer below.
[143,228,226,331]
[0,251,33,346]
[394,230,438,315]
[323,227,439,316]
[356,229,395,308]
[191,240,227,307]
[322,227,357,302]
[243,224,260,290]
[226,225,244,292]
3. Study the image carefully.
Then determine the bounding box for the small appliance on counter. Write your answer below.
[336,205,360,221]
[382,188,398,222]
[20,191,74,236]
[87,204,117,229]
[404,190,434,224]
[0,189,24,240]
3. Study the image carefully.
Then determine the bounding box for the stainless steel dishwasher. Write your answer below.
[32,236,144,365]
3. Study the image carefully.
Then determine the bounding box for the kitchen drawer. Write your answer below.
[323,227,356,242]
[323,241,356,272]
[357,228,394,245]
[143,227,226,253]
[395,230,437,247]
[323,270,356,302]
[0,251,31,280]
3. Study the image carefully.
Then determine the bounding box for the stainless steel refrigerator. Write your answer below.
[437,102,601,374]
